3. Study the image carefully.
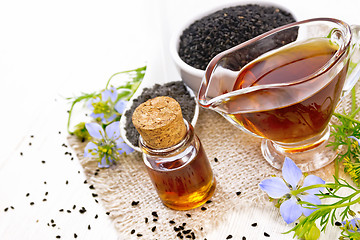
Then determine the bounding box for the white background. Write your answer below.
[0,0,359,239]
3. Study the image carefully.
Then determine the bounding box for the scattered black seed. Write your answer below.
[29,142,32,146]
[95,214,98,219]
[62,143,68,147]
[58,131,61,134]
[10,206,14,209]
[185,235,192,239]
[178,4,296,70]
[26,193,30,197]
[92,193,98,197]
[43,198,47,202]
[106,211,110,215]
[169,220,175,224]
[131,229,135,234]
[84,180,87,184]
[4,208,8,212]
[59,209,64,212]
[131,201,139,206]
[30,202,34,206]
[89,185,95,190]
[56,235,61,239]
[226,235,233,239]
[201,207,207,211]
[67,210,71,213]
[177,232,183,237]
[44,181,47,184]
[264,232,270,237]
[242,237,246,240]
[191,232,195,239]
[74,233,78,238]
[183,230,191,234]
[88,224,91,230]
[174,226,181,232]
[236,191,241,196]
[182,223,186,227]
[152,211,158,218]
[20,152,23,156]
[79,207,87,214]
[52,224,56,227]
[137,233,143,237]
[186,213,191,218]
[152,226,156,232]
[251,222,257,227]
[335,221,342,226]
[66,180,69,185]
[95,199,98,203]
[145,217,148,223]
[125,81,196,147]
[94,172,98,176]
[206,200,212,204]
[200,227,203,231]
[30,135,34,138]
[153,218,158,222]
[73,205,76,210]
[214,157,218,163]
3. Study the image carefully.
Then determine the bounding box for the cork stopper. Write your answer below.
[132,96,187,149]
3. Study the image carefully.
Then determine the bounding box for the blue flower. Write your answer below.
[342,218,360,232]
[84,121,134,168]
[348,136,360,146]
[259,157,325,224]
[87,87,129,124]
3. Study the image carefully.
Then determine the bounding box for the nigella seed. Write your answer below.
[131,229,135,234]
[56,235,61,239]
[186,213,191,218]
[89,185,95,189]
[214,157,218,162]
[106,212,110,215]
[226,235,233,239]
[131,201,139,206]
[183,230,191,234]
[92,193,98,197]
[66,180,69,185]
[88,225,91,230]
[10,206,14,209]
[153,218,158,222]
[45,192,48,196]
[151,226,156,232]
[43,198,47,202]
[201,207,207,211]
[41,160,45,164]
[264,232,270,237]
[79,207,87,214]
[4,208,8,212]
[335,221,342,226]
[152,211,158,218]
[206,200,212,204]
[73,205,76,209]
[30,202,34,206]
[59,209,64,212]
[137,233,142,237]
[242,237,246,240]
[29,142,32,146]
[26,193,30,197]
[169,220,175,224]
[251,223,257,227]
[20,152,23,156]
[236,191,241,196]
[74,233,78,238]
[84,180,87,184]
[67,210,71,213]
[191,232,195,239]
[95,214,98,219]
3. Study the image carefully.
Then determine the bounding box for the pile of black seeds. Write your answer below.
[124,81,196,147]
[178,4,296,70]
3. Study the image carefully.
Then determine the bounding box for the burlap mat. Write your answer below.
[67,82,358,240]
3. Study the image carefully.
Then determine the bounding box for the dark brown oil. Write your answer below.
[231,38,347,143]
[145,138,215,210]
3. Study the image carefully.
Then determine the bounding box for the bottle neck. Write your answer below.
[139,119,194,157]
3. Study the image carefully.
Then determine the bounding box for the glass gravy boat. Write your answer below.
[198,18,360,172]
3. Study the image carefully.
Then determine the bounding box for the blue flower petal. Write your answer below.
[348,136,360,146]
[117,142,134,155]
[90,113,104,119]
[259,177,290,198]
[98,156,112,168]
[85,123,105,139]
[84,142,98,157]
[342,218,360,232]
[102,87,117,102]
[103,114,117,124]
[299,194,321,216]
[115,100,128,114]
[282,157,302,190]
[280,197,303,224]
[303,175,325,194]
[105,121,120,139]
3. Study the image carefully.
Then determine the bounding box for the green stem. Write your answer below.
[334,113,360,125]
[291,184,335,196]
[105,66,146,89]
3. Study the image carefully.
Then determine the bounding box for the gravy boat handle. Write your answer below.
[341,25,360,99]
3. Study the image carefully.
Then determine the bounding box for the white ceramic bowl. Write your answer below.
[169,1,297,93]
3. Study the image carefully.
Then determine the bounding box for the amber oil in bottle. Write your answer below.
[132,96,216,210]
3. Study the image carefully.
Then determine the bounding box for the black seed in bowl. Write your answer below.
[178,4,296,70]
[124,81,196,147]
